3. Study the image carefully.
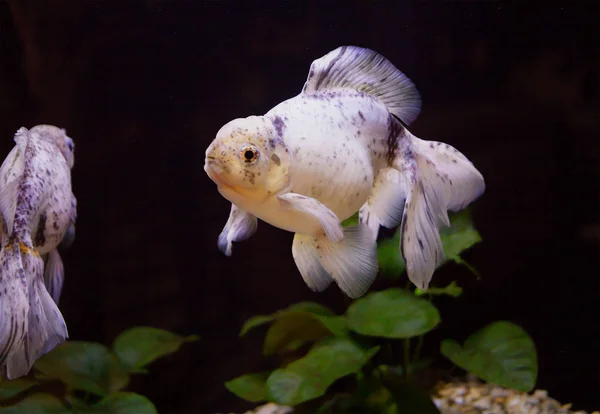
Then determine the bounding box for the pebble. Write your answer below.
[431,375,599,414]
[217,375,599,414]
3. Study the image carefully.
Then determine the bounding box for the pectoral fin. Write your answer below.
[60,195,77,250]
[44,249,64,304]
[277,193,343,242]
[217,203,257,256]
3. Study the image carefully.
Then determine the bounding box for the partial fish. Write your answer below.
[0,125,77,379]
[204,46,484,298]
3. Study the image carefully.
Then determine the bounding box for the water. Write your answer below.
[0,2,598,413]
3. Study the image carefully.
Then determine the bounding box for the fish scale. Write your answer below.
[0,125,76,379]
[205,45,485,298]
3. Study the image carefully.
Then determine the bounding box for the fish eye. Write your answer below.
[240,145,259,163]
[66,139,74,152]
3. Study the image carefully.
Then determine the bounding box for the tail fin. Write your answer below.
[292,225,378,299]
[395,135,485,290]
[0,243,29,378]
[2,242,68,379]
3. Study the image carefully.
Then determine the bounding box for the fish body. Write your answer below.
[205,46,485,298]
[0,125,76,379]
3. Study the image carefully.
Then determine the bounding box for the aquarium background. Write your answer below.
[0,1,598,413]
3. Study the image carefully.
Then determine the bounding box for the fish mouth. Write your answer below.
[204,157,229,188]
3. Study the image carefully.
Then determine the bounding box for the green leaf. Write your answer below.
[240,302,339,338]
[0,378,38,401]
[91,392,157,414]
[376,232,405,278]
[440,321,538,392]
[382,377,441,414]
[112,327,198,372]
[375,209,482,280]
[0,393,66,414]
[440,210,481,264]
[248,302,346,356]
[34,342,129,397]
[266,337,379,405]
[347,288,441,338]
[341,212,359,228]
[240,315,276,337]
[66,395,92,412]
[225,372,269,403]
[414,281,463,298]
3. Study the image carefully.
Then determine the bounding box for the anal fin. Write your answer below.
[291,233,333,292]
[313,224,378,299]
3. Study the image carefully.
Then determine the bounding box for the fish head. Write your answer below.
[30,125,75,169]
[204,116,291,201]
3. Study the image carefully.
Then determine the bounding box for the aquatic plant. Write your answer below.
[225,210,538,413]
[0,327,198,413]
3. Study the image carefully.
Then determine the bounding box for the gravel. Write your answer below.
[217,376,599,414]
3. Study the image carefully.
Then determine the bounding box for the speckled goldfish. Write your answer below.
[0,125,77,379]
[204,46,485,298]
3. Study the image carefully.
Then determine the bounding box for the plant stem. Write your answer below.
[403,338,410,381]
[459,258,482,280]
[413,334,424,364]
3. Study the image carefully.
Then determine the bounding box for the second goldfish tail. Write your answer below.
[394,134,485,290]
[0,242,29,379]
[2,242,68,379]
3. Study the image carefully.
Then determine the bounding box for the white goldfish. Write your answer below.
[0,125,76,379]
[204,46,484,298]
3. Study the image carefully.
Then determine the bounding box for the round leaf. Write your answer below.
[92,392,157,414]
[440,321,538,392]
[240,315,276,337]
[257,302,346,356]
[266,337,379,405]
[112,327,199,372]
[415,281,463,298]
[440,210,481,262]
[0,393,65,414]
[376,233,405,278]
[0,379,38,400]
[34,341,129,397]
[382,378,441,414]
[263,313,347,356]
[347,289,441,338]
[225,372,269,403]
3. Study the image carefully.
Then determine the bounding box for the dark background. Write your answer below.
[0,1,598,413]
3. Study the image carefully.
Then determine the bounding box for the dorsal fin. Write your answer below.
[0,128,29,236]
[302,46,422,125]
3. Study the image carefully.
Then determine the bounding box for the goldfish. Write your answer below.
[204,46,484,298]
[0,125,76,379]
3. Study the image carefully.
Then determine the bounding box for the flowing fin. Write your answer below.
[395,135,485,290]
[0,147,27,237]
[60,195,77,250]
[313,224,378,298]
[44,250,64,304]
[302,46,421,125]
[217,204,257,256]
[359,168,407,239]
[291,233,333,292]
[0,243,28,378]
[278,193,343,242]
[0,180,19,236]
[60,223,76,250]
[6,244,68,379]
